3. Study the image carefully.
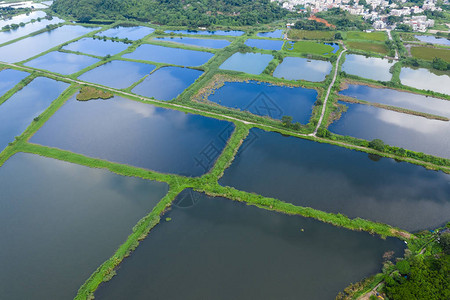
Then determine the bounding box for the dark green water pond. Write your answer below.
[220,128,450,231]
[95,190,404,300]
[30,95,232,176]
[0,153,168,300]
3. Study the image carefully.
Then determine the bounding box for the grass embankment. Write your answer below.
[284,40,336,56]
[410,46,450,62]
[74,185,187,300]
[346,41,389,55]
[0,73,36,105]
[76,86,114,101]
[287,29,335,40]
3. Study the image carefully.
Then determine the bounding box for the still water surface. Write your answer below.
[123,44,214,66]
[0,17,64,45]
[0,153,168,300]
[154,36,231,49]
[340,84,450,118]
[220,128,450,231]
[219,52,273,75]
[63,37,130,57]
[31,95,232,176]
[329,102,450,159]
[208,81,317,123]
[400,67,450,95]
[79,60,155,89]
[132,66,203,101]
[273,56,332,82]
[0,68,28,96]
[0,77,69,151]
[0,25,98,62]
[24,51,99,75]
[342,54,394,81]
[99,26,154,40]
[95,190,404,300]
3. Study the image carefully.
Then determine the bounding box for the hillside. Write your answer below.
[51,0,289,26]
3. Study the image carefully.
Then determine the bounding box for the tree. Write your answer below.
[396,260,411,275]
[432,57,449,71]
[440,233,450,254]
[334,32,343,39]
[281,115,293,127]
[369,139,385,151]
[317,128,331,138]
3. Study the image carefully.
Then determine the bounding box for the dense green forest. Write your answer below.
[51,0,290,26]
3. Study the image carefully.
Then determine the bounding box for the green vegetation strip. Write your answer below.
[74,185,187,300]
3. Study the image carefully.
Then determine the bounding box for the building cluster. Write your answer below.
[272,0,446,32]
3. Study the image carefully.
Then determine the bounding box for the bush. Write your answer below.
[369,139,385,152]
[396,260,411,275]
[440,233,450,254]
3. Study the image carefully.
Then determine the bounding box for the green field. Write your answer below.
[346,31,387,42]
[411,46,450,62]
[287,29,335,40]
[347,41,389,55]
[284,40,335,55]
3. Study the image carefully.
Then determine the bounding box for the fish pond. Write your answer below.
[95,190,404,300]
[154,36,230,49]
[62,37,129,57]
[414,35,450,46]
[30,95,232,176]
[329,102,450,159]
[219,52,273,75]
[123,44,214,67]
[207,81,317,124]
[257,29,283,38]
[132,66,203,101]
[99,26,154,40]
[0,11,47,28]
[0,153,168,300]
[0,77,69,151]
[340,84,450,118]
[244,38,284,50]
[24,51,99,75]
[341,54,394,82]
[220,128,450,231]
[0,17,64,45]
[79,60,155,89]
[0,68,28,96]
[165,29,244,36]
[0,25,98,62]
[273,56,332,82]
[400,67,450,95]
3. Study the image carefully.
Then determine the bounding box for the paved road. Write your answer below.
[310,47,346,136]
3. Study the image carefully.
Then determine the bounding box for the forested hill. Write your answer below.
[51,0,289,26]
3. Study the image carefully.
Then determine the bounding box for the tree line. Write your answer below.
[51,0,290,26]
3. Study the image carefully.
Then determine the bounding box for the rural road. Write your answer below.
[386,29,399,60]
[311,47,346,136]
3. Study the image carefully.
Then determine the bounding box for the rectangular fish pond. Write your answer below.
[0,153,168,300]
[219,128,450,232]
[94,190,405,300]
[204,80,318,124]
[30,95,233,176]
